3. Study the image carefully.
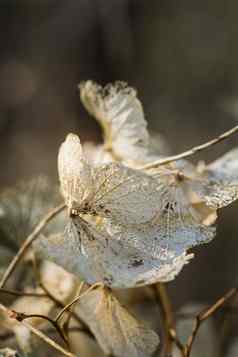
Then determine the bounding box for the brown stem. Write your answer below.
[55,283,102,324]
[14,312,69,346]
[0,304,75,357]
[142,125,238,169]
[62,283,84,339]
[40,281,94,339]
[169,328,186,357]
[184,287,238,357]
[152,283,176,356]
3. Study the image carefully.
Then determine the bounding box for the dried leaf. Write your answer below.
[76,286,159,357]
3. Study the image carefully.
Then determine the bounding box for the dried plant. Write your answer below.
[1,81,238,357]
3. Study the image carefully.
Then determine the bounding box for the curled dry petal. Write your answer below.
[58,133,95,209]
[75,286,159,357]
[80,80,166,165]
[194,148,238,208]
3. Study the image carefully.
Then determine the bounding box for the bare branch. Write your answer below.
[152,283,176,356]
[0,304,75,357]
[169,328,186,357]
[40,281,94,339]
[184,287,238,357]
[142,125,238,169]
[13,311,69,346]
[55,283,102,323]
[0,203,66,289]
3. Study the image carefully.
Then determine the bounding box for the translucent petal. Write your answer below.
[79,81,151,163]
[194,148,238,208]
[39,260,77,302]
[91,162,164,225]
[149,164,218,224]
[83,142,113,165]
[35,209,214,288]
[58,133,95,208]
[76,286,159,357]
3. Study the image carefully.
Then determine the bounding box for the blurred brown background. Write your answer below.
[1,0,238,317]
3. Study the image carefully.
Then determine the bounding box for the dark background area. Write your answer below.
[1,0,238,313]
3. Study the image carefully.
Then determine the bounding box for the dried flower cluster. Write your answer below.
[1,81,238,357]
[38,81,238,289]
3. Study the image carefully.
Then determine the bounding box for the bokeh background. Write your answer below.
[1,1,238,353]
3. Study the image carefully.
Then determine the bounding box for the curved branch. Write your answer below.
[142,125,238,169]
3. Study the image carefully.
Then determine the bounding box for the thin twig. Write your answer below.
[54,282,100,323]
[0,304,75,357]
[63,283,84,338]
[142,125,238,169]
[14,311,69,346]
[184,287,238,357]
[152,283,176,356]
[40,281,94,339]
[157,283,175,329]
[0,203,65,289]
[169,328,186,357]
[0,287,47,298]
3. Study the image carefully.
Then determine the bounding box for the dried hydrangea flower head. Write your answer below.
[37,81,238,290]
[79,80,238,212]
[37,131,217,288]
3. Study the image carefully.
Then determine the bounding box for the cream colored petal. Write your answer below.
[92,162,163,225]
[76,287,159,357]
[79,81,150,162]
[35,206,214,288]
[194,148,238,208]
[83,142,114,165]
[58,133,95,208]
